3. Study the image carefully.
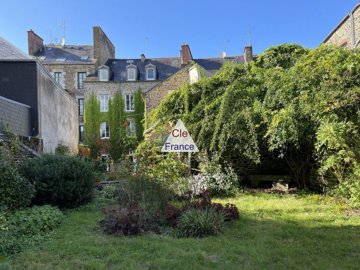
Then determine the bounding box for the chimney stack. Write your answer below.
[27,30,43,55]
[141,53,146,63]
[244,46,253,63]
[180,43,193,66]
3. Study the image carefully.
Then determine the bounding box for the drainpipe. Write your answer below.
[350,12,356,48]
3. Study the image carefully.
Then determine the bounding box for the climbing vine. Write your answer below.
[84,94,101,159]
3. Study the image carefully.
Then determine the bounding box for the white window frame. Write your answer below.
[100,121,110,139]
[146,65,156,80]
[77,72,87,89]
[128,119,136,136]
[99,94,109,112]
[54,72,62,85]
[79,125,84,143]
[125,94,134,112]
[126,65,137,81]
[99,69,108,81]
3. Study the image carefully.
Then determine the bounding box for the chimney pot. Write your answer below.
[27,30,43,55]
[141,54,145,63]
[180,43,193,66]
[244,46,253,63]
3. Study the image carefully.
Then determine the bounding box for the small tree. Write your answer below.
[84,94,101,159]
[109,92,127,161]
[134,88,145,142]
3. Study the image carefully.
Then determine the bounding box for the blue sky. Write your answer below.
[0,0,359,58]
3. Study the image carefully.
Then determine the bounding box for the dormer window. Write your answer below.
[127,64,137,81]
[146,64,156,80]
[98,65,109,81]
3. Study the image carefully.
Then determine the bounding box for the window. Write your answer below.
[125,94,134,111]
[78,98,84,116]
[100,122,110,138]
[146,67,155,80]
[101,154,110,172]
[79,125,84,143]
[99,67,109,81]
[77,72,87,89]
[54,72,62,85]
[127,67,136,81]
[128,119,136,135]
[99,94,109,112]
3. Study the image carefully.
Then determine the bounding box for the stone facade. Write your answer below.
[324,4,360,48]
[41,63,94,96]
[0,96,31,136]
[144,65,190,113]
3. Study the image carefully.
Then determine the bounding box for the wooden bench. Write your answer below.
[248,175,291,187]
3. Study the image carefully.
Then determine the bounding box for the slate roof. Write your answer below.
[0,36,32,60]
[34,45,94,64]
[194,56,246,76]
[105,58,182,81]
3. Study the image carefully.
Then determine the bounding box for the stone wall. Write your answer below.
[37,64,78,153]
[0,96,31,136]
[42,63,94,96]
[85,80,158,100]
[324,4,360,48]
[144,66,190,113]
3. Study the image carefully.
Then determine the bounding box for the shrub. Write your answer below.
[190,165,239,196]
[115,177,170,217]
[0,156,34,210]
[0,205,63,256]
[100,204,157,236]
[19,154,96,208]
[187,190,240,222]
[6,205,63,236]
[332,166,360,207]
[177,208,225,238]
[101,176,171,235]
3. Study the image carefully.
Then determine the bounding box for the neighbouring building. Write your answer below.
[323,3,360,48]
[0,36,78,153]
[27,26,115,143]
[83,43,254,159]
[144,44,254,113]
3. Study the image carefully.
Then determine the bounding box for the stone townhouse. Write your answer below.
[27,26,115,143]
[0,37,78,153]
[323,3,360,48]
[144,44,254,113]
[84,43,254,159]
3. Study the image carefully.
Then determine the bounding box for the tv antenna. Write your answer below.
[59,20,66,45]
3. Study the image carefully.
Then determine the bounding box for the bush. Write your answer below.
[6,205,63,236]
[100,176,171,235]
[187,190,240,222]
[0,156,34,210]
[19,154,96,208]
[177,208,225,238]
[190,165,239,196]
[0,205,63,256]
[100,204,157,236]
[115,177,170,217]
[332,166,360,207]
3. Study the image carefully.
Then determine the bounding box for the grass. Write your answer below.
[10,193,360,270]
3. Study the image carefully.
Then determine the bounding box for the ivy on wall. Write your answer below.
[84,94,101,159]
[84,89,146,161]
[108,92,127,161]
[133,88,145,142]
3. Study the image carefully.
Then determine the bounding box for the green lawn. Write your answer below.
[10,193,360,270]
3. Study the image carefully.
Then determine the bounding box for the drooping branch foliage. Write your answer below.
[148,44,360,204]
[84,94,101,159]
